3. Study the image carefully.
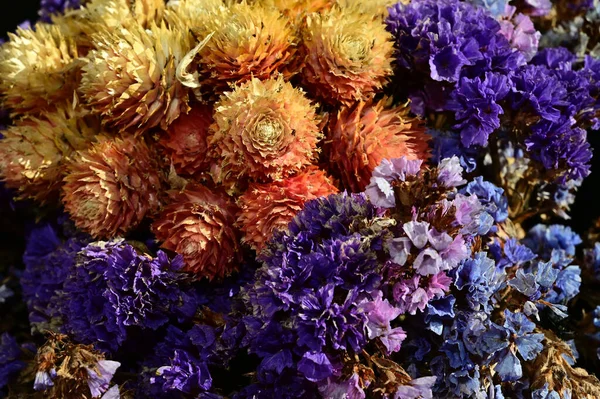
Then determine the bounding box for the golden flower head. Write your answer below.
[209,75,322,188]
[159,103,215,178]
[237,167,338,251]
[253,0,334,22]
[60,0,164,39]
[300,4,395,105]
[190,1,298,94]
[80,19,194,134]
[326,98,431,192]
[62,134,162,238]
[336,0,398,18]
[165,0,224,29]
[0,103,100,204]
[0,23,79,114]
[152,183,242,281]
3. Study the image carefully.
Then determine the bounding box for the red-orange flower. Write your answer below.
[62,135,162,238]
[299,4,394,105]
[159,104,214,178]
[326,98,431,192]
[152,184,242,280]
[237,167,338,251]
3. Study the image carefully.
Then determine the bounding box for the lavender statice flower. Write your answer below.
[365,157,422,208]
[60,240,193,353]
[497,4,541,60]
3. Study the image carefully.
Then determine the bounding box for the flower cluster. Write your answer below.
[1,0,600,398]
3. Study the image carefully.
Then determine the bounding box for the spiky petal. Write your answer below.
[299,4,394,105]
[326,98,431,192]
[0,23,79,114]
[152,184,242,280]
[80,19,193,134]
[209,76,322,189]
[159,104,214,178]
[237,167,338,251]
[253,0,333,24]
[0,105,100,204]
[62,135,162,238]
[193,2,298,94]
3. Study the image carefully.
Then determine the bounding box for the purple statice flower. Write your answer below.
[155,350,212,394]
[482,310,544,381]
[60,240,192,353]
[245,192,394,391]
[386,0,523,112]
[365,157,422,208]
[0,333,25,390]
[497,5,540,61]
[428,129,479,173]
[39,0,82,22]
[21,222,90,330]
[508,63,594,182]
[461,177,508,223]
[448,72,511,147]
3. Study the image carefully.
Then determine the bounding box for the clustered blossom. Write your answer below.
[1,0,600,397]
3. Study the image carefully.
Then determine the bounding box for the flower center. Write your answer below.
[253,118,283,147]
[339,35,370,62]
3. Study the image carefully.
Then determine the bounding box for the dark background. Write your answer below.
[0,2,599,235]
[1,0,40,36]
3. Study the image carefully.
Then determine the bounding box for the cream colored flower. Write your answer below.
[80,19,194,134]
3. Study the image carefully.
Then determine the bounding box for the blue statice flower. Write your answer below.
[524,224,582,259]
[0,333,25,391]
[461,177,509,224]
[428,129,479,173]
[59,240,194,353]
[483,310,544,381]
[454,252,505,312]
